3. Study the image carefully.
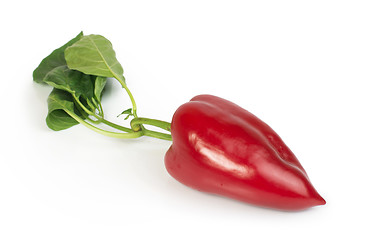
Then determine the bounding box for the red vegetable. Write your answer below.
[165,95,325,211]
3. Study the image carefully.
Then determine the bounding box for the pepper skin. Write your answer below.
[165,95,325,211]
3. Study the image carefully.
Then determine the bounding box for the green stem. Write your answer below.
[131,117,171,132]
[73,96,102,124]
[86,98,97,112]
[72,95,135,133]
[141,128,172,141]
[73,98,91,119]
[100,118,133,133]
[115,75,138,118]
[65,109,143,139]
[123,85,138,118]
[73,95,95,116]
[130,117,172,141]
[93,98,104,118]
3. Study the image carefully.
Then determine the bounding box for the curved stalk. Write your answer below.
[65,109,143,139]
[122,85,138,118]
[73,95,134,133]
[131,117,171,132]
[141,129,172,141]
[130,117,172,141]
[100,118,133,133]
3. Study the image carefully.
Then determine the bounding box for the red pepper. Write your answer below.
[165,94,325,211]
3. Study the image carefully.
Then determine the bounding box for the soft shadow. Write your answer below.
[24,81,52,131]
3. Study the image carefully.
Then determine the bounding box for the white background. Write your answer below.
[1,0,370,239]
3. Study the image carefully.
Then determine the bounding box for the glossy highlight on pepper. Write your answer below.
[165,94,325,211]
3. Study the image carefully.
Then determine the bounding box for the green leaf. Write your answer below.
[94,76,107,101]
[33,32,84,83]
[65,34,125,83]
[117,108,133,120]
[44,65,94,99]
[46,88,80,131]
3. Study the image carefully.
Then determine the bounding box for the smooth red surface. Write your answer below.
[165,95,325,211]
